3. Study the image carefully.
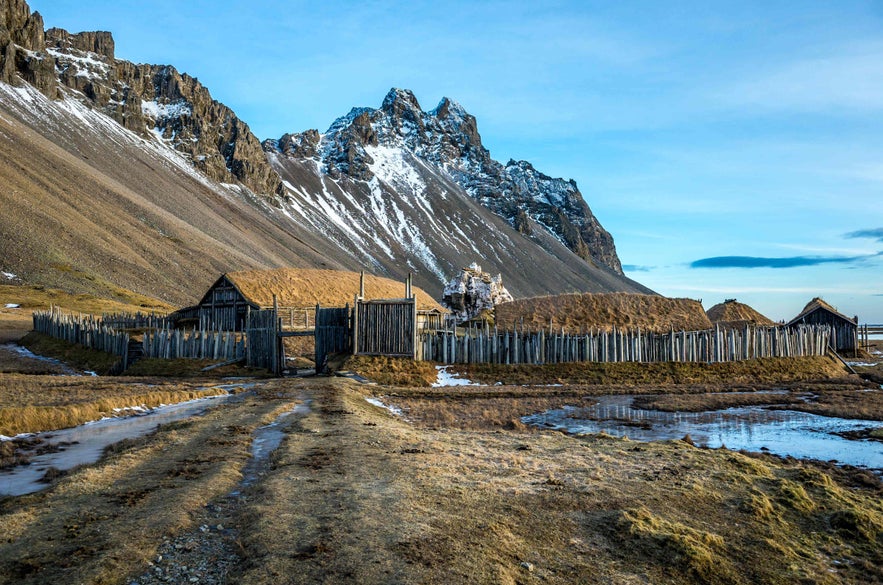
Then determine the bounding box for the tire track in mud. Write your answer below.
[129,395,311,585]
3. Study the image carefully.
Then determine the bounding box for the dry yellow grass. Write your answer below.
[342,355,439,386]
[0,374,233,435]
[1,379,881,584]
[496,292,712,332]
[453,355,849,387]
[226,268,442,310]
[18,332,121,375]
[0,284,173,315]
[229,381,883,584]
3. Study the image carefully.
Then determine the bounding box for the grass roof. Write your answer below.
[223,268,441,310]
[706,299,775,328]
[788,297,856,326]
[495,292,711,332]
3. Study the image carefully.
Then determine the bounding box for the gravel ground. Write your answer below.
[129,499,241,585]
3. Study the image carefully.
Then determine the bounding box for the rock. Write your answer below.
[442,263,513,324]
[520,561,535,572]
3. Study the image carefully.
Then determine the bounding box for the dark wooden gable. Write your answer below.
[196,275,257,331]
[787,299,857,351]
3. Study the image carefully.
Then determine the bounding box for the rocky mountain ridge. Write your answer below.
[266,88,623,273]
[1,1,280,196]
[0,0,652,304]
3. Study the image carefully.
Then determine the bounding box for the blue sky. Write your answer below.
[33,1,883,322]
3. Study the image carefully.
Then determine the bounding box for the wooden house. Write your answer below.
[181,268,442,331]
[787,297,858,352]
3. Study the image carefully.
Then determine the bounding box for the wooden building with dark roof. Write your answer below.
[786,297,858,353]
[179,268,442,331]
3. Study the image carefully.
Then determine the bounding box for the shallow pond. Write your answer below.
[0,393,238,496]
[523,395,883,473]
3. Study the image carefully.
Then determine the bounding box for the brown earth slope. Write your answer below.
[0,82,352,307]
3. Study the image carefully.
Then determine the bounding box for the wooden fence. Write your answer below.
[420,324,832,365]
[354,298,417,358]
[142,327,245,360]
[101,311,171,330]
[33,308,131,367]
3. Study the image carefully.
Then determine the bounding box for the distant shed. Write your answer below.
[786,297,858,352]
[183,268,442,331]
[706,299,775,329]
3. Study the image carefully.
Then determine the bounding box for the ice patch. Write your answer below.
[366,397,404,416]
[432,365,478,387]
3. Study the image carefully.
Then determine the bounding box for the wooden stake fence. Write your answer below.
[420,324,832,365]
[142,327,245,360]
[33,307,130,367]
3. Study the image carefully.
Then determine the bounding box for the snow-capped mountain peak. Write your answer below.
[268,88,623,274]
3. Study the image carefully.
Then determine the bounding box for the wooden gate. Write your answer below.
[246,308,281,374]
[314,305,352,372]
[353,298,417,358]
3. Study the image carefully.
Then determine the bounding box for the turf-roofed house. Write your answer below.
[177,268,440,331]
[787,297,859,354]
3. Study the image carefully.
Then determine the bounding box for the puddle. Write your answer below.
[232,400,311,493]
[523,395,883,472]
[0,393,240,497]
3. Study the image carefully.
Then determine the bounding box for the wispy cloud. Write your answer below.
[690,253,880,269]
[845,227,883,242]
[718,41,883,113]
[622,264,654,272]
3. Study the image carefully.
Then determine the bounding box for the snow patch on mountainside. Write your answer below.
[0,81,216,192]
[141,100,193,120]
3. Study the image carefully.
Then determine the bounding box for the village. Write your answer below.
[22,265,877,378]
[2,269,883,584]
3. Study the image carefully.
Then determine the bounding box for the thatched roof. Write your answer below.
[495,293,712,332]
[787,297,855,326]
[706,299,775,328]
[219,268,442,310]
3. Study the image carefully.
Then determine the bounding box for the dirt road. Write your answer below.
[2,377,882,584]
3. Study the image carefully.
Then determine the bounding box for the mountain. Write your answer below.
[0,0,652,306]
[267,88,623,274]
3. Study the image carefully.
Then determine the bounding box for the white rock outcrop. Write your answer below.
[441,263,513,323]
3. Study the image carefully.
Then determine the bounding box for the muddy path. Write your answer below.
[1,378,882,585]
[0,381,305,585]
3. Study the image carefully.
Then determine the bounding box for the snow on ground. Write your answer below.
[4,304,20,309]
[432,365,478,387]
[365,397,404,417]
[1,271,17,280]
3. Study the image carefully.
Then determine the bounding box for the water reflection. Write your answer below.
[523,395,883,472]
[0,393,237,496]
